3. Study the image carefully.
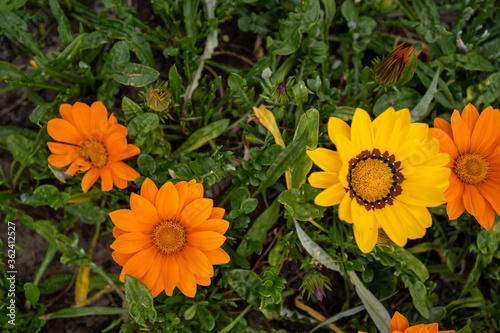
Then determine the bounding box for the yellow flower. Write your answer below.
[358,311,455,333]
[429,104,500,230]
[307,108,450,253]
[374,43,422,86]
[110,178,230,298]
[47,102,140,193]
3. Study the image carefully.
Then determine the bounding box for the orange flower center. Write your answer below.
[454,153,489,185]
[347,149,405,210]
[153,220,186,254]
[80,140,108,168]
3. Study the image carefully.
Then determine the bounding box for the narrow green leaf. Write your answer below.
[411,68,439,121]
[49,0,73,46]
[0,11,45,58]
[171,119,229,157]
[43,307,129,320]
[0,61,26,81]
[169,65,183,103]
[257,129,308,194]
[121,96,143,123]
[125,275,157,325]
[289,109,318,188]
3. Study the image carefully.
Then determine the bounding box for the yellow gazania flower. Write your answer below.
[358,311,455,333]
[307,108,450,253]
[110,178,230,298]
[429,104,500,231]
[47,102,140,193]
[374,42,422,86]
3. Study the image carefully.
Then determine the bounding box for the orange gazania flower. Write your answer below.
[374,43,422,86]
[110,178,230,298]
[429,104,500,230]
[358,311,455,333]
[47,102,140,193]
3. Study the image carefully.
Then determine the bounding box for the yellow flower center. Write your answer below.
[153,220,186,254]
[347,149,404,210]
[351,159,393,202]
[454,153,489,185]
[80,140,108,167]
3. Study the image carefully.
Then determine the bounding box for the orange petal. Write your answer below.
[203,248,230,265]
[434,117,453,140]
[105,132,127,154]
[47,142,80,155]
[175,254,197,297]
[462,103,479,133]
[112,251,134,267]
[187,231,226,251]
[195,275,211,286]
[59,104,75,123]
[190,218,229,234]
[109,144,140,162]
[182,246,214,277]
[140,250,163,297]
[100,167,114,191]
[163,254,180,296]
[404,324,427,333]
[209,207,225,219]
[157,182,179,221]
[48,153,77,168]
[120,246,157,281]
[110,232,153,254]
[48,118,84,145]
[108,161,140,181]
[140,178,159,206]
[471,106,500,156]
[90,101,109,132]
[109,209,154,233]
[71,102,92,137]
[389,311,409,332]
[428,128,458,167]
[463,185,487,223]
[181,198,213,229]
[113,226,127,238]
[81,167,100,193]
[109,167,129,189]
[450,110,471,154]
[130,192,161,225]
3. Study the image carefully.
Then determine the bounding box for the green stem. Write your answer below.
[34,244,58,286]
[218,305,252,333]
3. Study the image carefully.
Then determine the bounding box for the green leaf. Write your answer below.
[0,11,45,58]
[37,33,86,72]
[197,306,215,331]
[65,202,110,225]
[125,275,157,325]
[416,24,452,43]
[231,187,250,211]
[411,68,439,121]
[137,154,156,176]
[24,282,40,304]
[169,65,183,103]
[39,273,73,294]
[171,119,229,157]
[373,88,421,116]
[127,113,159,138]
[237,200,281,256]
[405,276,430,318]
[226,269,261,308]
[240,198,258,214]
[333,106,355,121]
[0,0,27,10]
[415,61,455,109]
[396,54,418,86]
[0,61,26,81]
[183,304,197,320]
[42,307,129,320]
[20,185,70,210]
[257,128,308,194]
[109,63,159,87]
[341,0,358,22]
[274,0,320,55]
[292,80,310,112]
[289,109,319,188]
[81,31,110,50]
[49,0,73,46]
[122,96,143,123]
[278,184,326,221]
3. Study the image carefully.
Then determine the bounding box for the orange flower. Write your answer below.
[358,311,455,333]
[47,102,140,193]
[429,104,500,230]
[374,43,422,86]
[109,178,230,298]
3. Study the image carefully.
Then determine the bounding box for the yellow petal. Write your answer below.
[308,171,339,189]
[351,108,374,153]
[314,183,346,207]
[328,116,351,146]
[252,105,285,148]
[306,148,342,173]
